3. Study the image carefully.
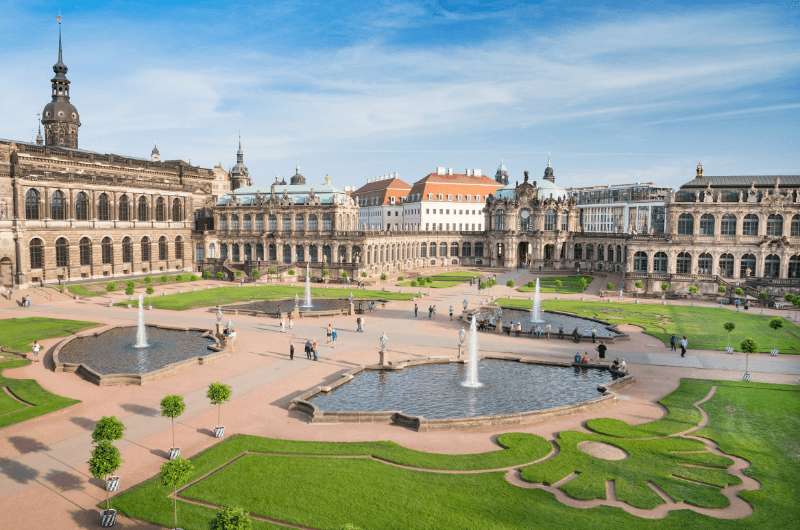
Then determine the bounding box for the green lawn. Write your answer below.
[516,275,593,294]
[67,272,200,297]
[496,299,800,354]
[397,271,481,288]
[119,285,416,311]
[109,379,800,530]
[0,317,98,353]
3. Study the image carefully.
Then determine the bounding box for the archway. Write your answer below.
[517,242,530,268]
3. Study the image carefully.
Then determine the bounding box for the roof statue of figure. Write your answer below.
[41,15,81,148]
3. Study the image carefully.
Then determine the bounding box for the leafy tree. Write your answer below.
[526,281,535,288]
[92,416,125,444]
[723,322,735,349]
[287,269,296,276]
[210,505,253,530]
[506,279,515,288]
[769,318,784,331]
[735,287,744,296]
[687,284,699,305]
[660,281,670,293]
[202,270,212,280]
[718,284,727,294]
[207,382,232,427]
[160,275,169,283]
[634,280,643,290]
[578,277,589,291]
[758,291,770,313]
[606,282,615,291]
[160,457,194,530]
[160,395,186,449]
[146,285,154,295]
[88,441,121,510]
[215,271,225,280]
[106,282,117,292]
[144,276,152,285]
[124,282,135,296]
[554,279,563,290]
[250,270,261,281]
[740,338,757,353]
[340,270,349,279]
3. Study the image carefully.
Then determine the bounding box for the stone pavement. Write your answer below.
[0,274,797,529]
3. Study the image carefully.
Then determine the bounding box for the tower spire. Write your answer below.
[42,15,80,148]
[57,15,63,65]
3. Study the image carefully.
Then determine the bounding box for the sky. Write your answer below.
[0,0,798,189]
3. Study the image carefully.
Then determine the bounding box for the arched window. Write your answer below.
[255,214,264,232]
[75,192,89,220]
[79,237,92,266]
[597,245,604,262]
[97,193,110,221]
[243,214,252,231]
[295,214,305,231]
[462,242,472,257]
[25,189,40,219]
[51,190,66,220]
[544,209,556,231]
[789,255,800,279]
[29,238,43,269]
[764,254,780,278]
[676,252,691,274]
[494,210,505,231]
[101,237,113,264]
[699,214,714,235]
[220,243,228,260]
[698,253,712,275]
[519,209,531,231]
[742,214,758,235]
[653,251,667,272]
[474,242,484,258]
[308,214,318,231]
[140,236,151,261]
[122,237,133,263]
[282,244,291,264]
[429,242,437,257]
[55,237,69,267]
[118,195,130,221]
[175,236,184,260]
[294,244,303,262]
[309,244,318,262]
[420,242,427,258]
[677,213,694,235]
[719,253,734,278]
[574,243,582,260]
[137,196,149,221]
[155,197,166,221]
[256,243,264,260]
[171,198,182,221]
[586,244,594,260]
[767,214,783,236]
[450,242,459,257]
[720,214,736,236]
[633,251,648,272]
[158,236,168,260]
[740,253,756,277]
[233,243,241,263]
[792,215,800,237]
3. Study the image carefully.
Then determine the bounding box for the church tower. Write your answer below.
[229,135,251,190]
[41,16,80,149]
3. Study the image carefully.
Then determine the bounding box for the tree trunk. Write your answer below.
[218,404,221,426]
[173,489,177,529]
[105,482,110,510]
[171,418,175,448]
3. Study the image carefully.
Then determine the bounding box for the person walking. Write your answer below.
[331,327,338,345]
[414,303,418,318]
[669,335,677,351]
[428,305,433,319]
[591,326,597,344]
[280,317,286,333]
[326,322,333,344]
[31,340,41,363]
[288,315,294,331]
[448,305,454,321]
[289,342,295,360]
[304,339,312,359]
[680,336,688,357]
[312,339,319,361]
[597,342,607,360]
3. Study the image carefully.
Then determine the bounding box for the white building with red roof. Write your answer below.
[353,173,412,231]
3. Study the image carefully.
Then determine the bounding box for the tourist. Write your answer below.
[288,316,294,330]
[462,298,468,312]
[611,358,620,373]
[573,352,582,364]
[414,303,418,318]
[312,339,319,360]
[597,342,607,360]
[289,342,294,360]
[619,358,628,374]
[449,305,454,321]
[669,335,677,351]
[580,352,590,364]
[331,327,338,344]
[591,326,597,343]
[31,340,41,363]
[734,298,740,311]
[326,322,332,343]
[680,336,688,357]
[544,323,552,339]
[304,339,312,359]
[428,305,433,319]
[280,317,286,333]
[356,316,362,332]
[572,327,580,343]
[558,325,564,340]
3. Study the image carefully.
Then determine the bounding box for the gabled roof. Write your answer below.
[353,177,412,206]
[408,173,502,200]
[680,175,800,189]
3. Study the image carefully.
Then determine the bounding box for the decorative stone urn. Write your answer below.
[100,508,117,527]
[105,475,120,492]
[213,426,225,438]
[168,447,181,460]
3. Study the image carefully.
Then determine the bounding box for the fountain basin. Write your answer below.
[218,298,384,318]
[291,356,632,431]
[53,325,225,385]
[476,308,623,340]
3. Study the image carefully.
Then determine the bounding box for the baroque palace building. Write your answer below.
[2,22,798,296]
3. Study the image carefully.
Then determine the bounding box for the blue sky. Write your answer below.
[1,0,798,189]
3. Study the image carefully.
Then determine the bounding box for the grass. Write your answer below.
[0,317,98,353]
[67,273,200,297]
[495,298,800,354]
[516,275,593,294]
[117,285,416,311]
[110,380,800,529]
[397,271,481,288]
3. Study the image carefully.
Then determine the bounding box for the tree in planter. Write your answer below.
[758,291,770,314]
[106,281,117,292]
[506,279,515,288]
[606,282,615,291]
[207,382,232,437]
[687,284,699,305]
[88,441,121,521]
[160,395,186,457]
[92,416,125,444]
[660,281,670,293]
[146,285,154,295]
[718,284,727,295]
[160,457,194,530]
[554,279,563,291]
[210,505,253,530]
[723,322,735,352]
[735,287,744,297]
[769,318,784,355]
[740,338,757,353]
[578,277,589,292]
[634,280,643,295]
[125,282,135,296]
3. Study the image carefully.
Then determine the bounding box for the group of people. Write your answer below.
[279,315,294,332]
[298,338,318,361]
[669,335,690,357]
[19,294,32,307]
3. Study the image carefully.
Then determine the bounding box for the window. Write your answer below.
[268,214,277,231]
[175,236,184,259]
[122,237,132,263]
[322,214,332,231]
[720,214,736,236]
[653,251,667,272]
[767,214,783,236]
[308,214,317,231]
[789,255,800,279]
[462,242,471,257]
[137,196,149,221]
[221,243,228,260]
[740,254,756,277]
[676,252,691,274]
[633,252,648,272]
[742,214,758,235]
[243,214,252,231]
[55,237,69,267]
[792,215,800,237]
[574,244,582,260]
[450,242,459,257]
[51,190,66,220]
[719,253,733,278]
[494,210,505,231]
[429,242,437,257]
[231,214,239,230]
[118,195,130,221]
[219,216,228,230]
[79,237,92,266]
[98,193,110,221]
[544,209,556,231]
[233,244,241,263]
[764,254,780,278]
[677,213,693,235]
[102,237,113,264]
[171,198,182,221]
[158,236,168,260]
[282,214,291,231]
[698,253,712,275]
[474,242,484,257]
[295,214,305,231]
[255,214,264,231]
[25,189,40,219]
[155,197,166,221]
[141,236,151,262]
[29,238,43,269]
[699,214,714,235]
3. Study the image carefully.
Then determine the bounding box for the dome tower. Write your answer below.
[41,16,80,149]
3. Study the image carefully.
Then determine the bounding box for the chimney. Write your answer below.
[436,166,446,175]
[474,168,482,177]
[446,167,454,175]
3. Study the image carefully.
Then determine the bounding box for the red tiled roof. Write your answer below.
[408,173,502,200]
[353,177,412,205]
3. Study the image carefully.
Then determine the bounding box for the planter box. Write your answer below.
[105,476,120,492]
[100,509,117,527]
[213,426,225,438]
[168,447,181,460]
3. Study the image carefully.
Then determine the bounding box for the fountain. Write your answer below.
[133,294,149,348]
[529,278,545,323]
[462,315,482,388]
[301,263,313,308]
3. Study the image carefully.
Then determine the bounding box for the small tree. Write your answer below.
[506,279,515,288]
[250,270,261,281]
[578,277,589,291]
[202,270,212,280]
[160,457,194,530]
[758,291,770,313]
[735,287,744,297]
[660,281,670,293]
[723,322,735,350]
[360,271,367,278]
[769,318,784,331]
[340,270,349,280]
[106,281,117,292]
[526,281,534,288]
[554,279,563,290]
[687,284,699,305]
[210,505,253,530]
[207,382,232,428]
[321,266,330,278]
[740,338,757,353]
[125,282,135,296]
[215,271,225,280]
[287,269,296,276]
[88,441,121,510]
[160,395,186,450]
[380,273,387,280]
[606,282,615,291]
[144,276,152,285]
[634,280,643,291]
[718,284,727,295]
[146,285,154,295]
[92,416,125,444]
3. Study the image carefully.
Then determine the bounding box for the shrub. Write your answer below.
[409,279,418,287]
[211,505,252,530]
[688,285,699,296]
[660,281,670,292]
[554,279,563,289]
[718,284,727,294]
[735,287,744,296]
[380,273,387,280]
[202,271,212,280]
[606,282,615,291]
[634,280,643,290]
[124,284,135,296]
[92,416,125,444]
[740,338,757,353]
[397,276,404,281]
[267,267,278,275]
[287,269,296,276]
[146,286,154,295]
[340,270,349,279]
[144,276,152,284]
[769,318,784,331]
[106,281,117,292]
[506,279,515,288]
[578,277,589,291]
[234,270,244,279]
[190,274,199,281]
[526,281,534,288]
[250,270,261,281]
[215,271,224,280]
[360,272,367,278]
[160,275,169,283]
[174,274,184,282]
